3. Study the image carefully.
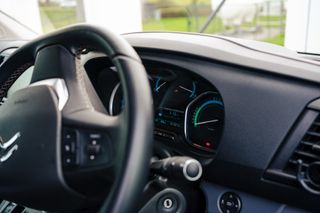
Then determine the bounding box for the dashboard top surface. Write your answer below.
[123,32,320,84]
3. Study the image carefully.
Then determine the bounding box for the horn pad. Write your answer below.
[0,85,83,210]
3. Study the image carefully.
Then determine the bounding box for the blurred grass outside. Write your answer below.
[143,16,285,33]
[39,5,285,46]
[263,33,285,46]
[40,6,77,33]
[259,15,286,22]
[143,16,224,33]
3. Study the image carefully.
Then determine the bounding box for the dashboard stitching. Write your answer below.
[75,56,92,109]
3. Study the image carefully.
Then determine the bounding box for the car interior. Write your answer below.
[0,2,320,213]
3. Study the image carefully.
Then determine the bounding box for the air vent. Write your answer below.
[284,115,320,176]
[265,105,320,193]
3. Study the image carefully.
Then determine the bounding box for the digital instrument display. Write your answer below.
[155,108,184,131]
[104,64,225,154]
[185,92,224,152]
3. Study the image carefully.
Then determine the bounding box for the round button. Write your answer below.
[183,159,202,181]
[186,162,200,178]
[219,192,241,213]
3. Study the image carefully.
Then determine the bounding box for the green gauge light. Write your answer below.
[193,100,224,127]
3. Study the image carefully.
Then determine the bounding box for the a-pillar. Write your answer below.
[285,0,320,54]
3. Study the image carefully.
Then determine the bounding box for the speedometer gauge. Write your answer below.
[184,92,224,152]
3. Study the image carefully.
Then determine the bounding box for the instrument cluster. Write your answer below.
[89,60,225,156]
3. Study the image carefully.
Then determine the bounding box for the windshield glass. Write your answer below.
[0,10,38,40]
[0,0,319,54]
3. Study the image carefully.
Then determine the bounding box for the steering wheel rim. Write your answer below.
[0,24,153,212]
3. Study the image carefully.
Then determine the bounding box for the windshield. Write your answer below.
[0,0,319,55]
[0,10,38,40]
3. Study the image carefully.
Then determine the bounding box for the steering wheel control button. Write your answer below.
[61,128,112,172]
[62,129,78,168]
[76,130,112,168]
[63,142,76,154]
[219,192,242,213]
[87,144,102,155]
[157,194,178,213]
[84,133,104,163]
[63,156,76,166]
[87,134,102,158]
[63,129,76,142]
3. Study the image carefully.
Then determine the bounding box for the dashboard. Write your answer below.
[1,31,320,212]
[80,33,320,212]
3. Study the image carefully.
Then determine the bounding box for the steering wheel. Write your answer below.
[0,25,153,212]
